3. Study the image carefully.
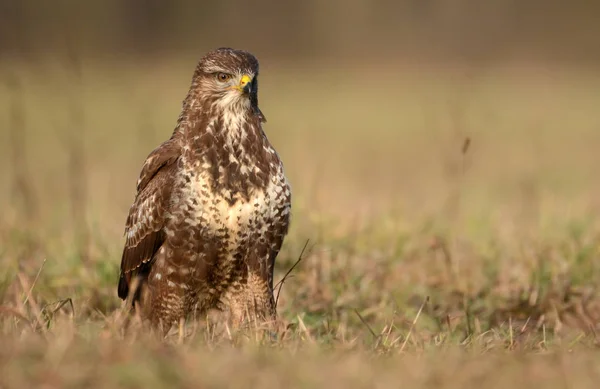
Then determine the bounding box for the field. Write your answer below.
[1,56,600,388]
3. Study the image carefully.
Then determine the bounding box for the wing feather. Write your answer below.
[117,139,180,300]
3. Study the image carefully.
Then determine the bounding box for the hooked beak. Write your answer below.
[236,74,253,94]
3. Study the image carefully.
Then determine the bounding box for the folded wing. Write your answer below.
[117,139,180,300]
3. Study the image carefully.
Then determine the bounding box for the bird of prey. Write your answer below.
[117,47,292,333]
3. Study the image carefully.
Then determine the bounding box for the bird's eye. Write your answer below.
[216,73,231,82]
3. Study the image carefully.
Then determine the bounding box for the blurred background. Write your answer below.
[1,0,600,65]
[0,0,599,302]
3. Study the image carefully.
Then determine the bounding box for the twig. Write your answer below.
[43,298,75,319]
[399,296,429,352]
[41,298,75,328]
[274,239,310,309]
[354,308,378,343]
[16,272,47,335]
[296,314,314,343]
[461,136,471,176]
[22,258,46,307]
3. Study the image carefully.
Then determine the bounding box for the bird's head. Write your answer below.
[190,47,266,123]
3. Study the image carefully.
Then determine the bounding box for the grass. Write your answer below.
[1,56,600,388]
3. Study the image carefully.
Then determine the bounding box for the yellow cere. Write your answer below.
[239,74,252,86]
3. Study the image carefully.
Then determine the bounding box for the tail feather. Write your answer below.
[117,273,130,300]
[118,272,147,307]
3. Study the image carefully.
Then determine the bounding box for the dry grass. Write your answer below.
[1,56,600,388]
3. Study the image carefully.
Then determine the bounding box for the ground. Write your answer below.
[1,58,600,388]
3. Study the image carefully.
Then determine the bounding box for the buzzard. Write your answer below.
[117,48,292,333]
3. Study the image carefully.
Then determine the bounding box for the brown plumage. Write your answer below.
[117,47,291,333]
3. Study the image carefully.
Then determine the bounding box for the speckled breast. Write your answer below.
[177,164,291,274]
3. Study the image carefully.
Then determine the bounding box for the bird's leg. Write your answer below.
[223,271,276,332]
[147,280,187,338]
